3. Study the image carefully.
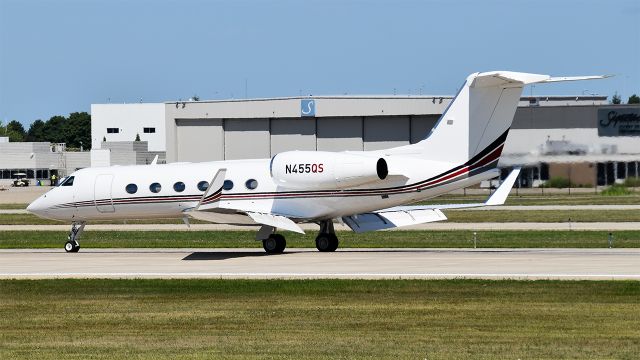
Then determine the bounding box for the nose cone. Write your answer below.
[27,196,48,217]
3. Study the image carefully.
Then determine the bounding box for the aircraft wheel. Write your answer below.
[64,240,80,253]
[315,233,339,252]
[263,234,286,254]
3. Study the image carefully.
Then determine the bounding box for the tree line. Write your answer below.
[0,112,91,150]
[611,93,640,105]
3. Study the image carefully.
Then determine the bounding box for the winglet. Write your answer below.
[485,168,521,206]
[194,168,227,211]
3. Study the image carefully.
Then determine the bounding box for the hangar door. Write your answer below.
[364,116,410,151]
[410,115,439,143]
[317,117,363,151]
[270,118,316,155]
[175,119,224,162]
[224,119,270,160]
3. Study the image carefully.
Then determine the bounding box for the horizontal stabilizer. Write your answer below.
[246,212,305,234]
[471,71,610,88]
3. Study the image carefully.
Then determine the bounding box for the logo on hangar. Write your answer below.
[300,99,315,117]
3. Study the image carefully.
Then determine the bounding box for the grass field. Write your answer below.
[0,279,638,359]
[425,193,640,205]
[0,203,29,210]
[2,208,640,225]
[1,230,639,248]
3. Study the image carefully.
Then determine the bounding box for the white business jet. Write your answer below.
[27,71,606,253]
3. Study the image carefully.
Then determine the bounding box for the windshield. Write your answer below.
[59,176,75,187]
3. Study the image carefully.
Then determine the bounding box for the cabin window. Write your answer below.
[61,176,75,187]
[143,127,156,134]
[173,181,185,192]
[197,181,209,192]
[245,179,258,190]
[149,182,162,193]
[223,180,234,191]
[125,184,138,194]
[106,128,119,134]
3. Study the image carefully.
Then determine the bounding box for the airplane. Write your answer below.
[27,71,607,253]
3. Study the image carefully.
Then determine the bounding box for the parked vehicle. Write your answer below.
[12,173,29,187]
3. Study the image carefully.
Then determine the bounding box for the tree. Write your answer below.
[611,92,622,104]
[629,94,640,104]
[63,112,91,149]
[135,133,140,141]
[43,115,67,143]
[6,120,26,142]
[26,120,47,142]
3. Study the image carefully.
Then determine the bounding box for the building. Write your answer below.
[0,138,90,185]
[88,95,640,187]
[91,103,166,152]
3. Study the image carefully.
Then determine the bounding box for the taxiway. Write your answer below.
[1,248,638,280]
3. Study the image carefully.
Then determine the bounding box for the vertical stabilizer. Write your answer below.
[404,71,608,167]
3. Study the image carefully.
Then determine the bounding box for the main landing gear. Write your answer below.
[258,226,286,254]
[256,220,340,254]
[315,220,339,252]
[65,222,85,253]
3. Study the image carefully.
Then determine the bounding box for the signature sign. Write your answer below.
[598,107,640,136]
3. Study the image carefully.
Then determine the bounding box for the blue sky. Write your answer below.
[1,0,639,126]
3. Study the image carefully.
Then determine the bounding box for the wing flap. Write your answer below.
[343,208,447,233]
[246,211,305,234]
[342,168,522,233]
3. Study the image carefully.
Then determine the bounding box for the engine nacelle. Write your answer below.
[270,151,388,189]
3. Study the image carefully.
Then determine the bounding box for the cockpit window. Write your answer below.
[60,176,75,187]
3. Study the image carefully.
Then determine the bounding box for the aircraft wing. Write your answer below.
[342,168,521,233]
[185,168,304,233]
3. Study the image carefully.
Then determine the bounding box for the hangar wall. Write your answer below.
[164,96,447,162]
[170,115,439,161]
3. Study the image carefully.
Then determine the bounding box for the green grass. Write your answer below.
[0,279,638,359]
[1,230,639,248]
[0,203,29,210]
[444,209,640,222]
[601,184,635,196]
[421,193,640,205]
[2,208,640,225]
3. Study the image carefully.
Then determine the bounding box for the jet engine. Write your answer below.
[270,151,388,189]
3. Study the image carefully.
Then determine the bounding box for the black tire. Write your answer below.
[64,241,79,253]
[315,233,339,252]
[263,234,286,254]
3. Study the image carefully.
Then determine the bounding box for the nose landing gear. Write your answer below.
[65,222,85,253]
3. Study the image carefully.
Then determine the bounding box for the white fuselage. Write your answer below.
[27,155,499,223]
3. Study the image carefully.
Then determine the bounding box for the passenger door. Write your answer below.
[94,174,115,213]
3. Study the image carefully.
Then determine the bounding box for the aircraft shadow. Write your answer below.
[182,251,293,261]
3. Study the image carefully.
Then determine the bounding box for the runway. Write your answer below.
[1,248,638,280]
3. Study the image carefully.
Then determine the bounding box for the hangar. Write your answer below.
[91,95,640,187]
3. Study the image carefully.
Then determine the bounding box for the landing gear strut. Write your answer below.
[257,226,286,254]
[65,222,85,253]
[315,220,339,252]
